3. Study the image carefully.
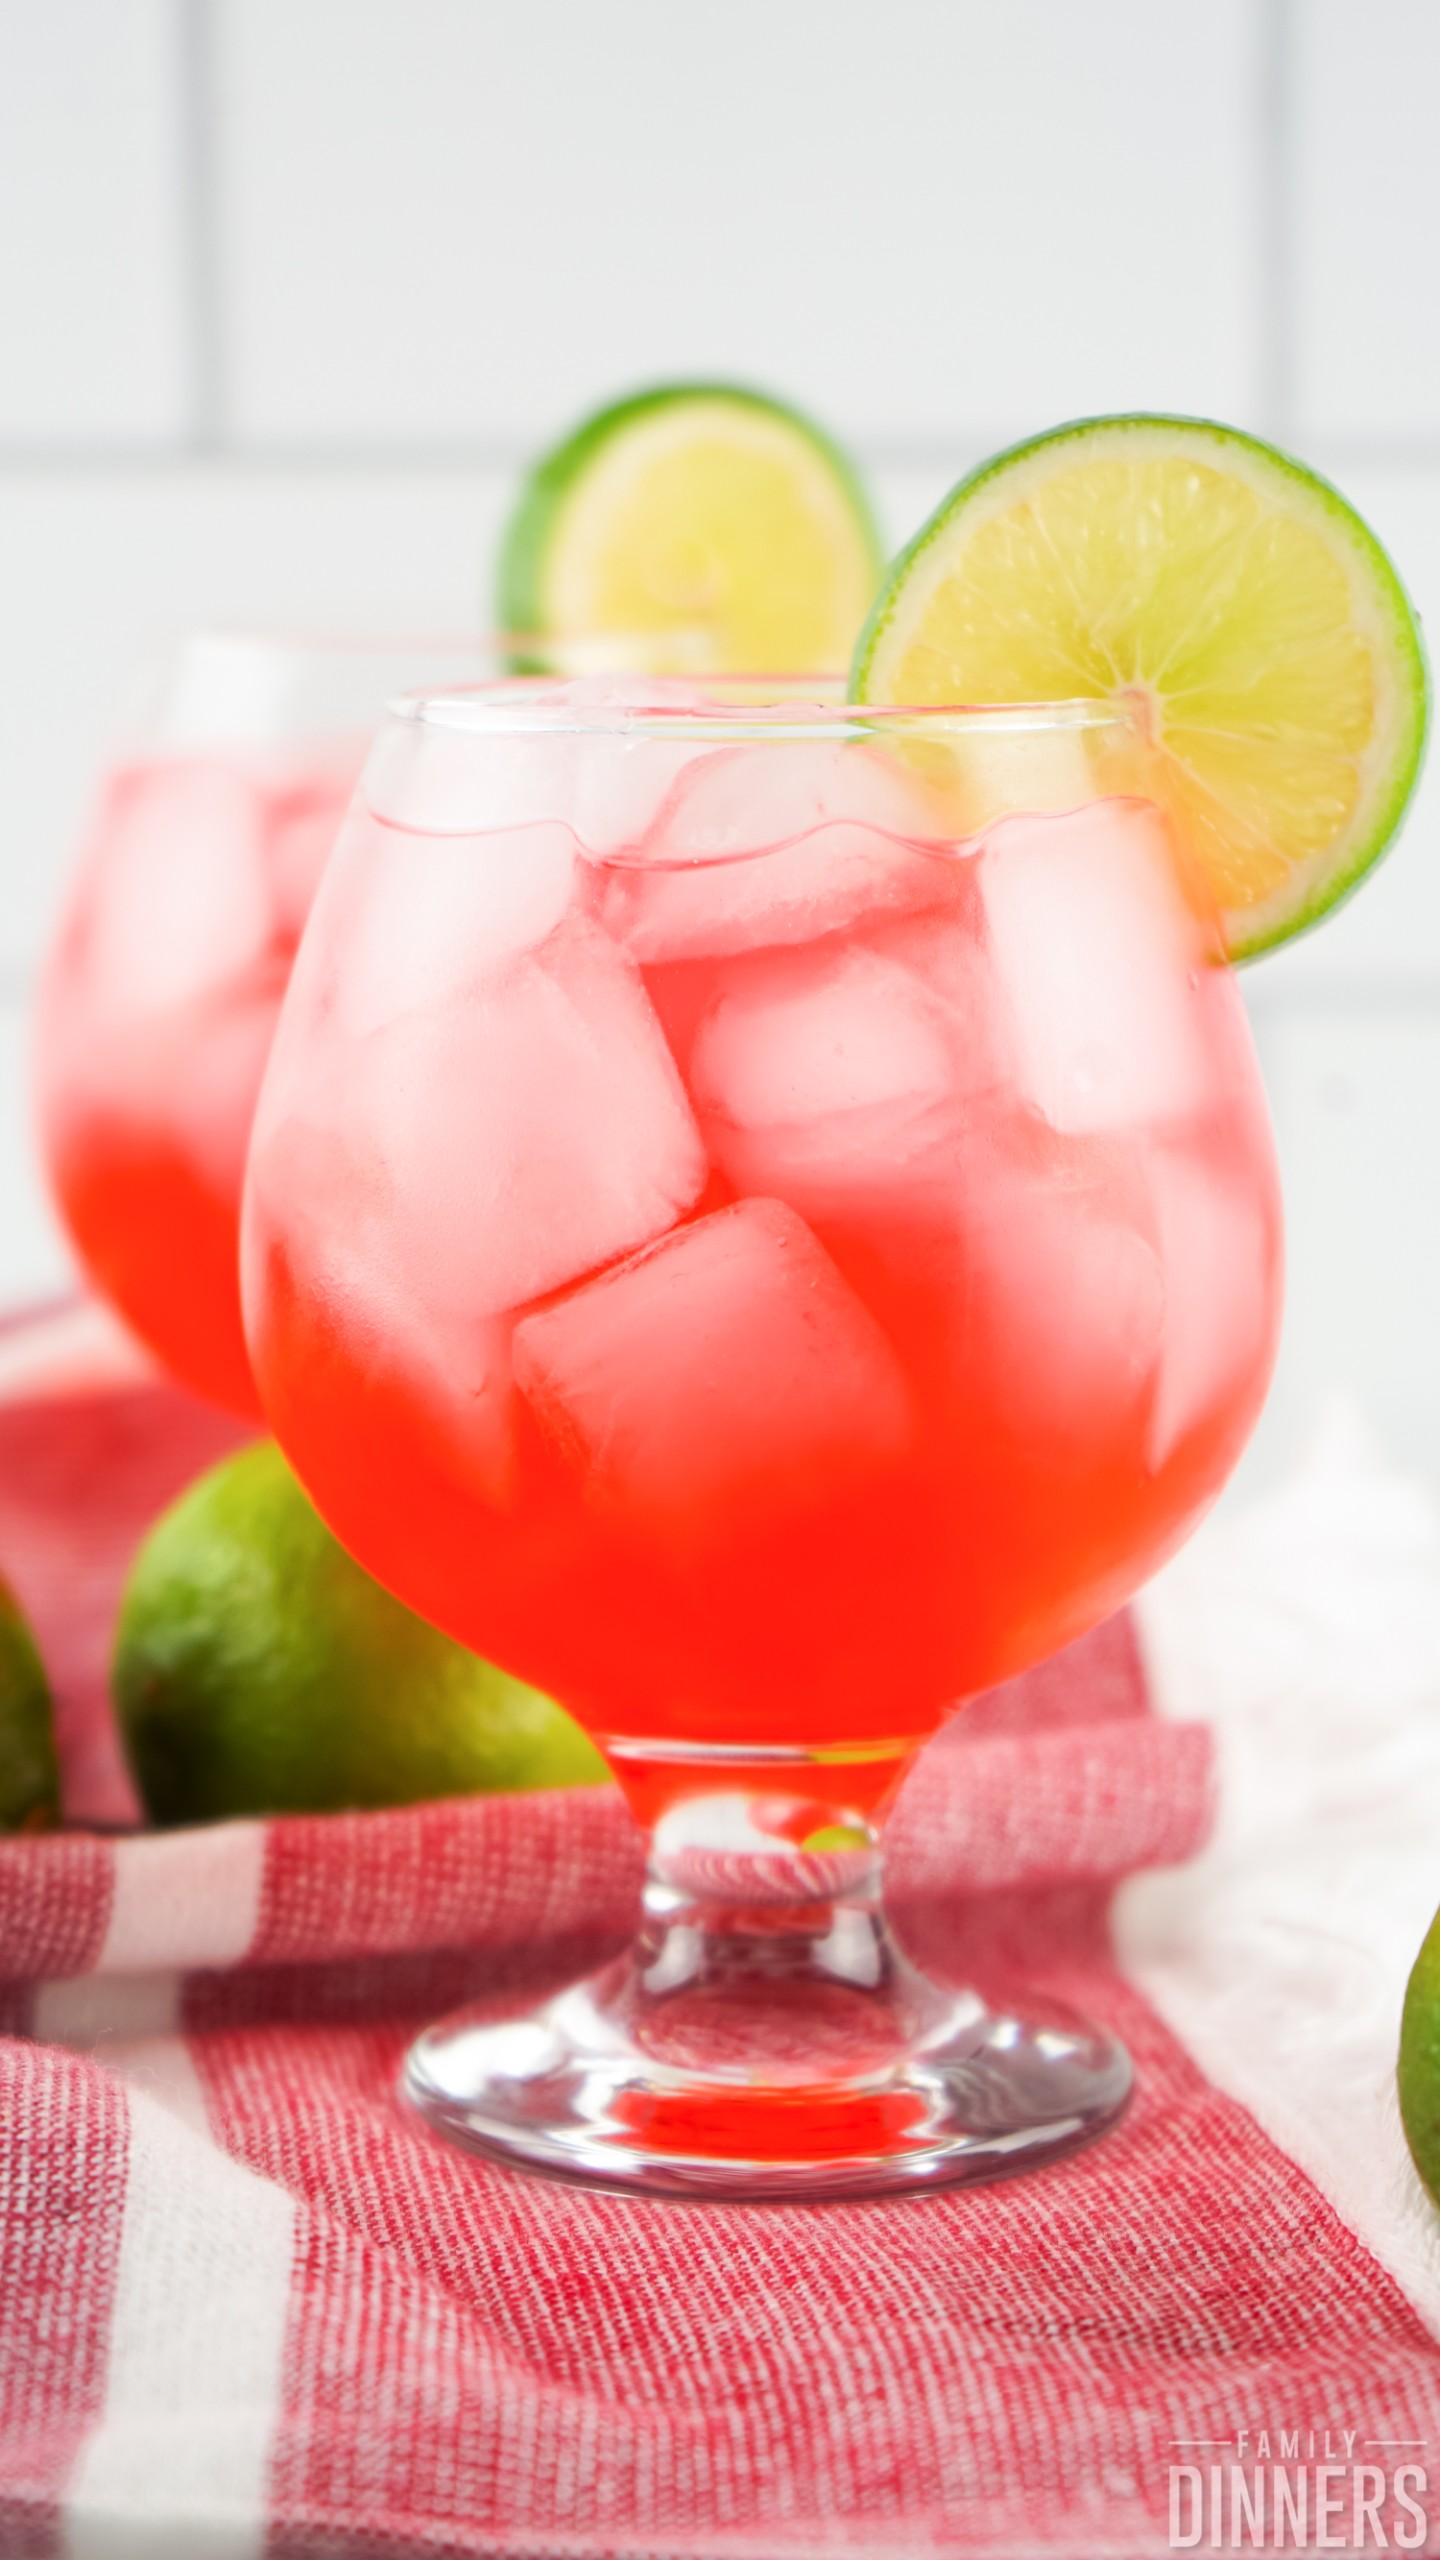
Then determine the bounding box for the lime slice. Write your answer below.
[498,382,883,678]
[853,414,1429,958]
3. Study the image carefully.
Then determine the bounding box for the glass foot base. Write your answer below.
[403,1889,1132,2202]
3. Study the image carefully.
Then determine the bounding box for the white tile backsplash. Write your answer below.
[1295,0,1440,441]
[216,0,1261,450]
[0,0,190,444]
[1245,1003,1440,1491]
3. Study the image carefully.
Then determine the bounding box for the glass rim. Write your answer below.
[391,678,1136,745]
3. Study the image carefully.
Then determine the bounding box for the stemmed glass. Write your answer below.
[240,680,1282,2199]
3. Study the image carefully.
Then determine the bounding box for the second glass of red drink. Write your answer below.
[33,635,505,1415]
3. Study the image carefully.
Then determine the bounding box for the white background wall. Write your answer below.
[1,0,1438,1493]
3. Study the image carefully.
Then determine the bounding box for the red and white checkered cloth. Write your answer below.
[3,1303,1440,2558]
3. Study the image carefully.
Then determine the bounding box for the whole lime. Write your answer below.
[1400,1902,1440,2202]
[0,1571,59,1832]
[113,1440,607,1824]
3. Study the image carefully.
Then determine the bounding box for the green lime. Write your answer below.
[853,413,1430,960]
[113,1441,607,1824]
[0,1571,59,1832]
[498,381,883,676]
[1399,1900,1440,2201]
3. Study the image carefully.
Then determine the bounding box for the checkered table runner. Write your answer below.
[3,1304,1440,2558]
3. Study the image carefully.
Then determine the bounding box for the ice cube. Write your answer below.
[512,1197,912,1536]
[690,942,967,1207]
[264,776,355,941]
[958,1170,1166,1449]
[348,1290,520,1509]
[363,676,711,855]
[160,974,285,1199]
[568,677,714,857]
[928,723,1100,841]
[694,945,956,1129]
[648,738,948,863]
[326,802,580,1038]
[83,760,273,1015]
[363,704,581,839]
[383,1307,519,1507]
[247,1107,518,1505]
[980,799,1210,1133]
[603,740,954,961]
[64,966,282,1207]
[360,915,708,1317]
[1146,1148,1278,1470]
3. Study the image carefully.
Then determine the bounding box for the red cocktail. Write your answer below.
[242,681,1282,2196]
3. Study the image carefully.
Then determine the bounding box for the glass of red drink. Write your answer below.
[241,679,1282,2199]
[33,634,500,1416]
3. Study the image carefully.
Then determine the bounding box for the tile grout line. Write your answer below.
[4,432,1440,478]
[177,0,226,455]
[0,436,979,476]
[1257,0,1298,443]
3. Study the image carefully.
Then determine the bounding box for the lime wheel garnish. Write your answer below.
[853,413,1429,958]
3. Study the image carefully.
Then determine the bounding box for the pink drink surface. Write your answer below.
[36,749,360,1415]
[244,738,1283,1761]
